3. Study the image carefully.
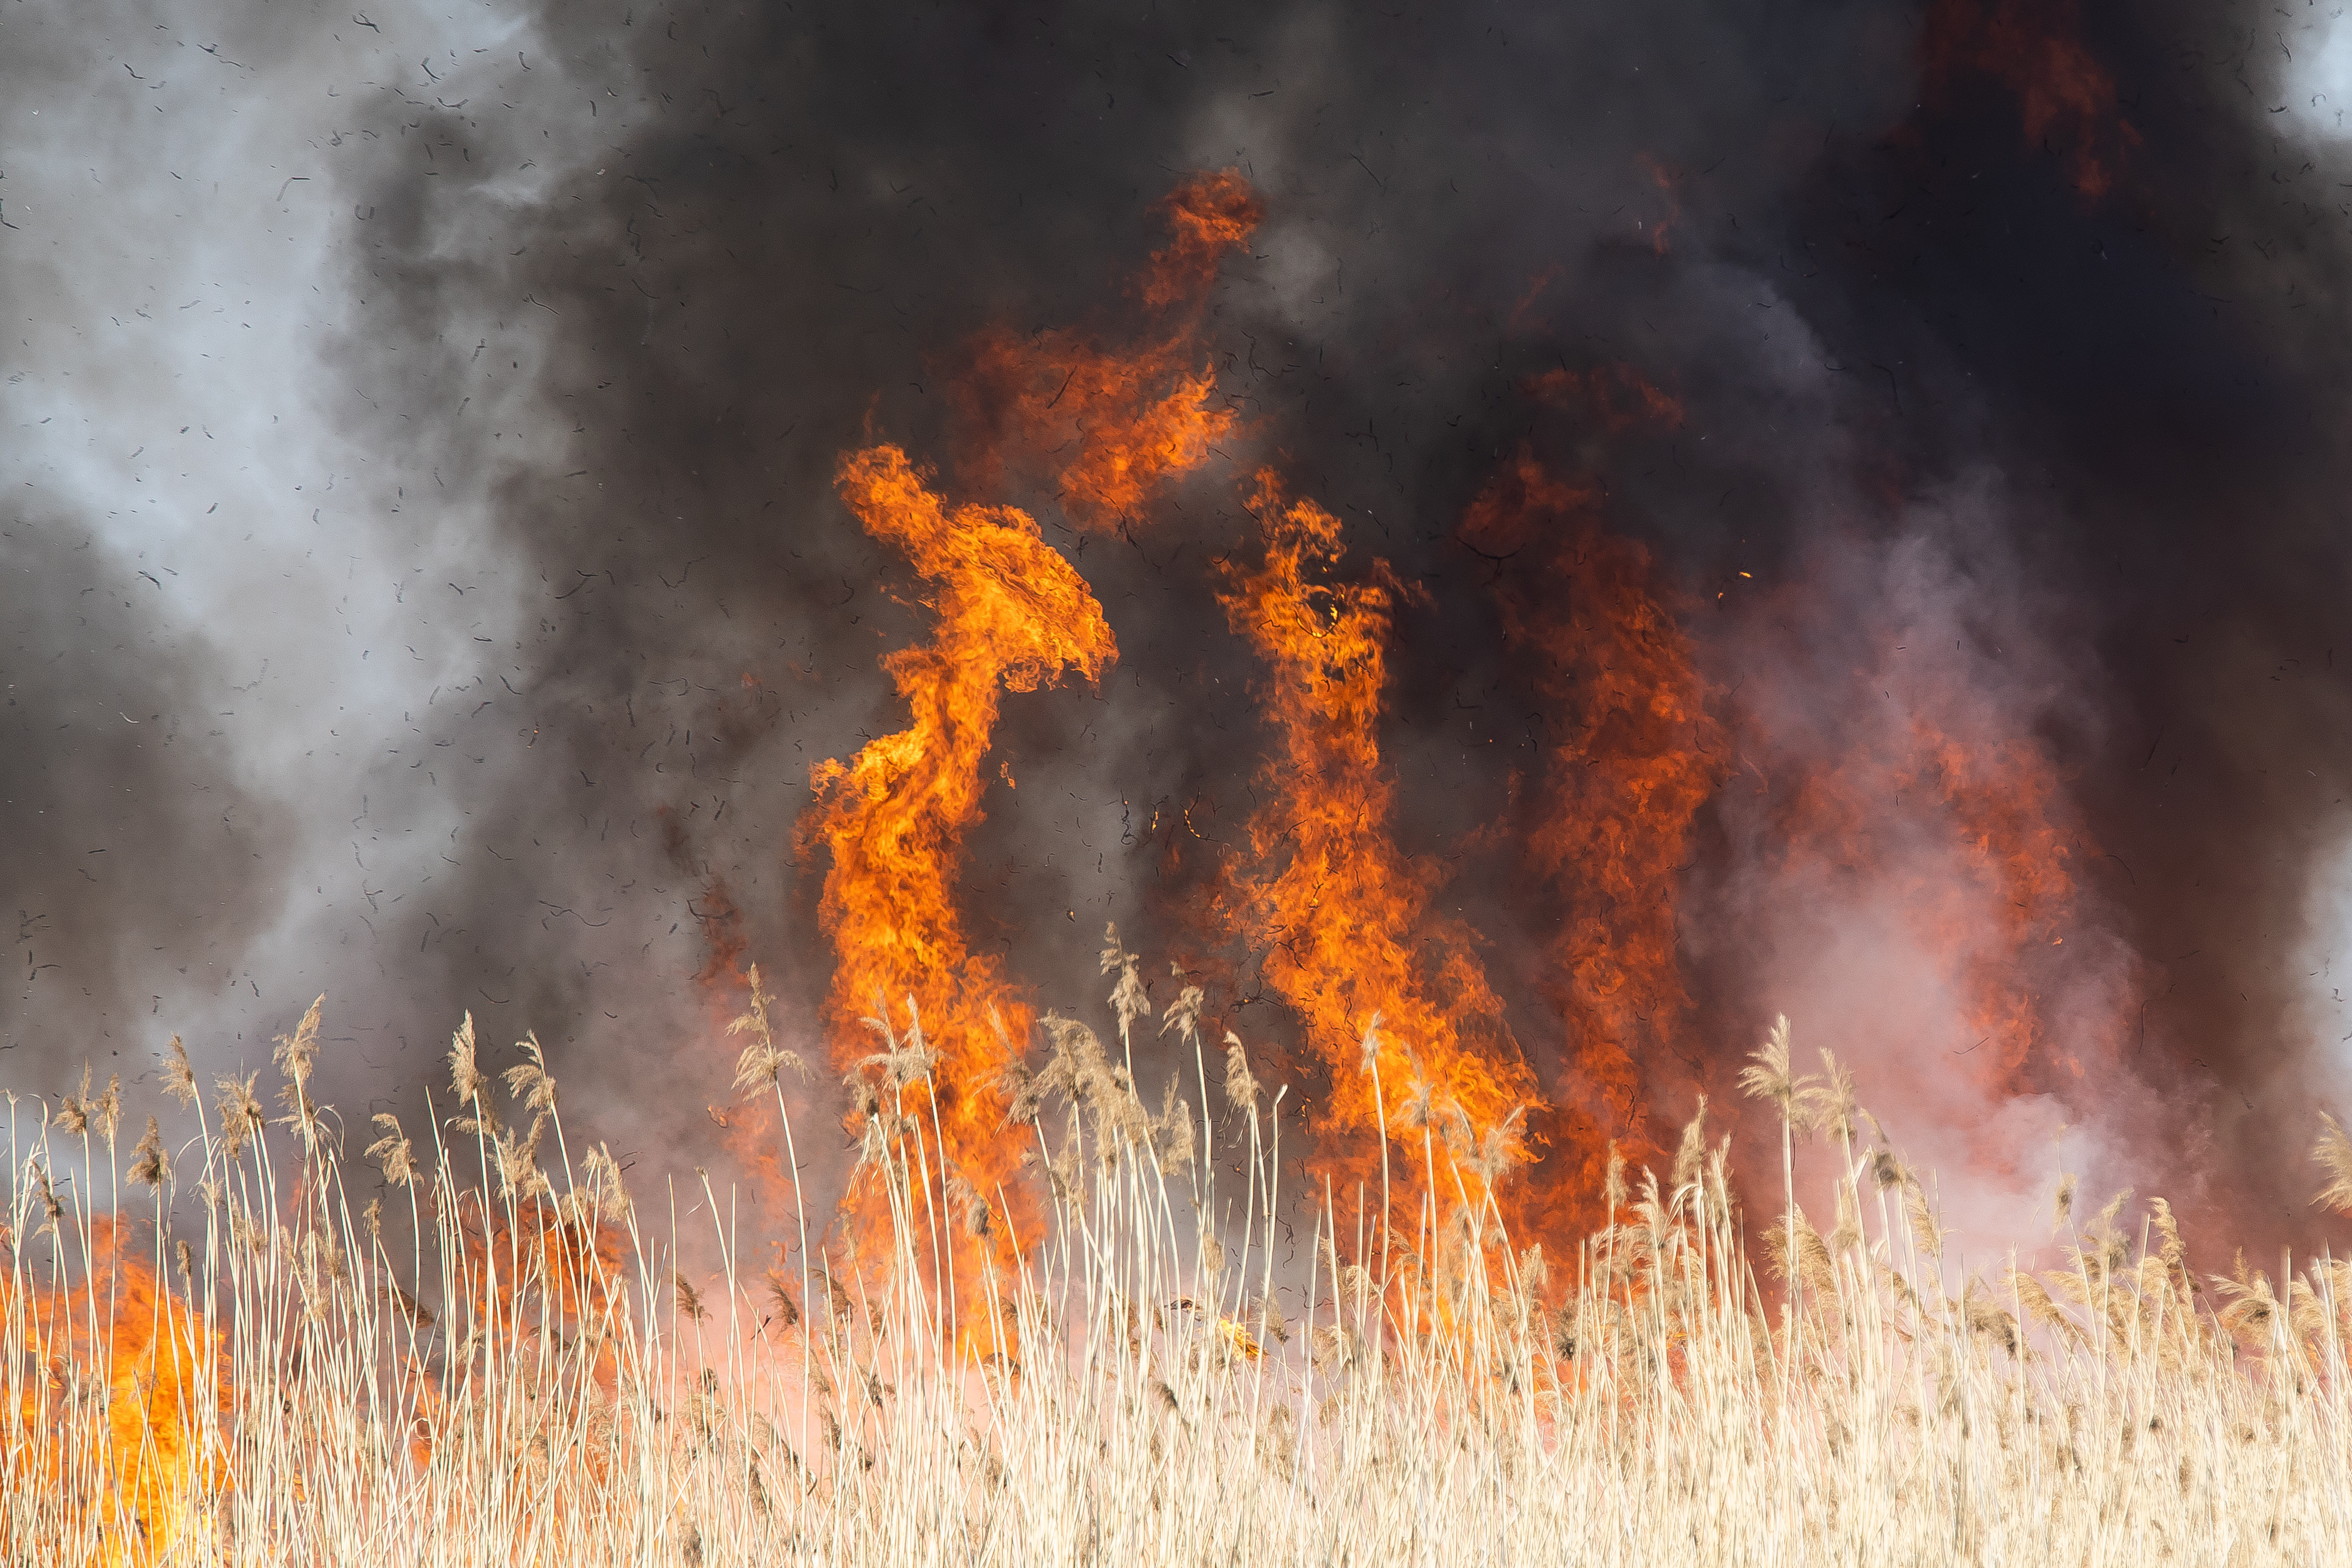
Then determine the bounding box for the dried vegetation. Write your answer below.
[6,997,2352,1565]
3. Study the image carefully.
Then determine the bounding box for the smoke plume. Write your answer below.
[9,0,2352,1263]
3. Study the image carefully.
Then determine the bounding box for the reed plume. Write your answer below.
[5,993,2351,1567]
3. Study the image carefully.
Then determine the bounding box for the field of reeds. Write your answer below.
[8,971,2352,1566]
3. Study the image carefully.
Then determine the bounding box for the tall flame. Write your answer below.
[802,444,1115,1318]
[1922,0,2138,200]
[5,1219,224,1566]
[784,173,1260,1328]
[1458,451,1726,1238]
[1215,472,1539,1230]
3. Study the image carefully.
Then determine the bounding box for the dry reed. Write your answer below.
[6,987,2352,1566]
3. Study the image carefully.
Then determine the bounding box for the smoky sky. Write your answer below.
[9,0,2352,1257]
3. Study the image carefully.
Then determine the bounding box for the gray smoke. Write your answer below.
[8,0,2352,1258]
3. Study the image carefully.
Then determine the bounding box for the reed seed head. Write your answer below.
[1808,1048,1857,1145]
[446,1012,487,1104]
[2049,1171,2078,1233]
[129,1115,168,1190]
[162,1034,198,1108]
[1158,975,1205,1042]
[367,1113,419,1188]
[216,1072,264,1158]
[1671,1095,1710,1195]
[504,1032,560,1113]
[273,994,325,1091]
[2312,1112,2352,1214]
[94,1073,122,1144]
[1737,1014,1800,1112]
[53,1065,92,1137]
[1222,1030,1260,1112]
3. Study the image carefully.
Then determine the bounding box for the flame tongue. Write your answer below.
[1137,171,1262,309]
[6,1218,225,1566]
[807,444,1115,1295]
[953,171,1262,533]
[1737,600,2103,1097]
[1217,471,1539,1226]
[792,175,1261,1331]
[1460,451,1726,1238]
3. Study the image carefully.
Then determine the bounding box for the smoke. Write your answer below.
[1692,480,2155,1251]
[10,0,2352,1257]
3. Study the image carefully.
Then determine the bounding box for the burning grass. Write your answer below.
[7,988,2352,1565]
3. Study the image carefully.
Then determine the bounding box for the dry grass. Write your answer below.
[6,991,2352,1566]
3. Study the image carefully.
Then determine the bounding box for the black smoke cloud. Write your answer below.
[7,0,2351,1254]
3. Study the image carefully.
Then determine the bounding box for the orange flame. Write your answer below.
[1215,471,1539,1230]
[954,170,1261,533]
[1635,155,1682,257]
[1459,452,1727,1238]
[680,871,803,1208]
[787,176,1257,1343]
[1524,363,1686,433]
[449,1195,624,1352]
[800,444,1115,1334]
[5,1220,225,1566]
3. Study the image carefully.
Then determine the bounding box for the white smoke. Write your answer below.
[0,3,652,1095]
[2278,6,2352,142]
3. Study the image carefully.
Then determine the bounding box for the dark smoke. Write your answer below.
[8,0,2352,1259]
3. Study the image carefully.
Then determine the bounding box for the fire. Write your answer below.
[787,174,1259,1340]
[679,870,803,1209]
[771,166,2097,1298]
[953,170,1261,533]
[1634,155,1682,256]
[419,1193,625,1487]
[779,164,2099,1290]
[1741,649,2103,1093]
[1215,471,1539,1232]
[1921,0,2138,199]
[1457,451,1726,1240]
[445,1194,623,1360]
[4,1219,223,1566]
[1523,363,1686,433]
[1693,521,2135,1228]
[801,443,1116,1330]
[395,1015,631,1476]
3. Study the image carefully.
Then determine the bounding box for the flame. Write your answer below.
[1507,264,1567,333]
[953,170,1261,533]
[1703,526,2134,1211]
[682,871,802,1210]
[1749,668,2098,1091]
[801,444,1116,1335]
[448,1196,623,1351]
[1458,452,1727,1238]
[4,1220,225,1566]
[787,175,1257,1343]
[1635,155,1682,256]
[1922,0,2138,200]
[1215,471,1539,1230]
[1524,363,1685,433]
